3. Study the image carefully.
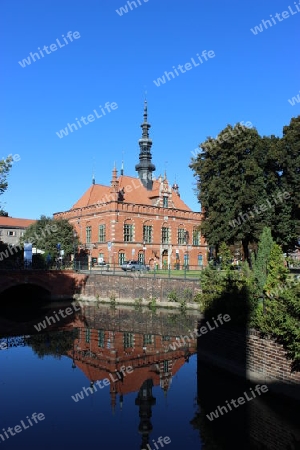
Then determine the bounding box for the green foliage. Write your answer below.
[272,116,300,251]
[179,299,187,313]
[264,243,289,297]
[21,215,78,257]
[25,329,78,359]
[190,116,300,257]
[218,242,232,271]
[190,124,267,259]
[196,261,258,327]
[257,283,300,371]
[109,293,116,308]
[251,227,274,297]
[182,288,193,302]
[198,230,300,368]
[134,298,143,310]
[167,289,179,302]
[0,241,23,268]
[0,156,12,199]
[148,297,157,311]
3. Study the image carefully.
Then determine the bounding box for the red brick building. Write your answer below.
[54,102,207,269]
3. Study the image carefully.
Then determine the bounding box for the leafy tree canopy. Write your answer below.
[0,156,13,211]
[190,116,300,258]
[21,215,78,258]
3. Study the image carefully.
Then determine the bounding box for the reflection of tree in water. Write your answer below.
[190,409,221,450]
[25,329,78,359]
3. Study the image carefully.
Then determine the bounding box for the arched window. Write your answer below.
[193,227,200,246]
[98,223,106,243]
[177,226,186,245]
[118,250,126,265]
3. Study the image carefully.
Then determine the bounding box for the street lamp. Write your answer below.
[143,241,146,265]
[73,230,77,270]
[185,231,189,270]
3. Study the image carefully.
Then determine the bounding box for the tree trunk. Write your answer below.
[242,238,249,263]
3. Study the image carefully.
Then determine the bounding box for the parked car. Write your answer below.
[97,260,107,266]
[121,260,149,272]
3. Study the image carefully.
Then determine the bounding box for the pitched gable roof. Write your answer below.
[0,217,36,228]
[71,176,192,212]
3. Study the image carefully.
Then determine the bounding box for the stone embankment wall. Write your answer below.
[80,273,201,308]
[197,326,300,400]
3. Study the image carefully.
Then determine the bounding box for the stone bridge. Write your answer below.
[0,270,88,300]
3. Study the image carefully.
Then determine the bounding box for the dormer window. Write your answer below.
[163,196,168,208]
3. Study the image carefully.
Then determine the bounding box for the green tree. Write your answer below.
[190,124,268,261]
[257,244,300,370]
[251,227,274,298]
[190,117,300,259]
[0,156,13,211]
[21,215,78,258]
[218,242,232,271]
[264,243,289,298]
[272,116,300,252]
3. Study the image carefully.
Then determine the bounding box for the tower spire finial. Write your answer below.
[92,156,95,184]
[135,100,155,190]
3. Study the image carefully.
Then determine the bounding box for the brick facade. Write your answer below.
[54,102,208,269]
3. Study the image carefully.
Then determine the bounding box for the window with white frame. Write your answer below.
[124,223,134,242]
[98,224,106,243]
[162,227,169,244]
[143,225,152,243]
[86,226,92,243]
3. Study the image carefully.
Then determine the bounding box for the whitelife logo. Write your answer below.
[0,413,45,443]
[71,365,133,402]
[250,2,300,35]
[288,90,300,106]
[169,314,231,351]
[18,31,81,68]
[116,0,149,16]
[153,50,215,87]
[34,303,81,332]
[55,102,118,139]
[206,385,269,421]
[229,190,290,228]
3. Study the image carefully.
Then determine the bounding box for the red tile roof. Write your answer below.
[0,217,36,228]
[71,176,192,211]
[71,356,187,396]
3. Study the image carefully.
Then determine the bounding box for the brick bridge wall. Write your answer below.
[0,270,88,300]
[0,271,200,303]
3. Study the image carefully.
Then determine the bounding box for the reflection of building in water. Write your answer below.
[67,305,197,410]
[66,305,197,450]
[135,379,156,450]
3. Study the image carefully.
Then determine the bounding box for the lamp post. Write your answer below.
[56,243,61,270]
[73,230,77,270]
[143,241,146,265]
[185,231,189,270]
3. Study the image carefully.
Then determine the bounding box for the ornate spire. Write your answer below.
[135,100,156,190]
[110,164,119,199]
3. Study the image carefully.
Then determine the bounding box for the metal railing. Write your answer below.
[73,262,205,279]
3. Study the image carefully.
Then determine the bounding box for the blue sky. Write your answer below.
[1,0,299,219]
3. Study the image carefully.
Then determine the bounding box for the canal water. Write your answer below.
[0,301,299,450]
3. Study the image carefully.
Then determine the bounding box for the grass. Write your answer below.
[147,269,202,278]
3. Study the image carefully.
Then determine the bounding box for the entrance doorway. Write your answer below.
[162,249,168,269]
